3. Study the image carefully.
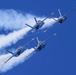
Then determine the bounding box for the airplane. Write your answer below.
[33,33,56,51]
[52,7,76,24]
[4,38,35,64]
[25,16,47,31]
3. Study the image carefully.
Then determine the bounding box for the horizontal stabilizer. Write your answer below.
[6,50,14,55]
[25,23,33,28]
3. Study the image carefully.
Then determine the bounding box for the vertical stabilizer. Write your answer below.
[36,37,40,43]
[58,9,62,16]
[34,17,37,23]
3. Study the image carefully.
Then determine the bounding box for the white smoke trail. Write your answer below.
[0,18,57,51]
[0,9,57,51]
[0,17,57,51]
[0,9,58,31]
[0,27,31,50]
[0,9,58,73]
[0,9,34,30]
[42,18,57,29]
[0,48,35,73]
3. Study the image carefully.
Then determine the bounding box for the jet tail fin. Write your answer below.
[34,17,37,23]
[58,9,62,16]
[36,37,40,43]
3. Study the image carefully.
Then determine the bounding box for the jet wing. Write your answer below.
[52,17,58,21]
[42,17,47,21]
[4,55,13,64]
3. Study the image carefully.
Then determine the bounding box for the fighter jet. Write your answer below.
[52,7,76,24]
[33,33,56,51]
[4,38,34,64]
[25,17,47,31]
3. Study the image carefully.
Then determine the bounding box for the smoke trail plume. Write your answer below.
[0,9,58,31]
[0,9,34,30]
[0,9,57,52]
[0,9,58,73]
[0,18,57,53]
[0,48,35,73]
[0,27,31,50]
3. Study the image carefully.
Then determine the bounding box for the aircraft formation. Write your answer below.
[4,7,76,64]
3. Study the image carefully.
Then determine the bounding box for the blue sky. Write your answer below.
[0,0,76,75]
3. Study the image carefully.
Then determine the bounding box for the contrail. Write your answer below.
[0,48,35,73]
